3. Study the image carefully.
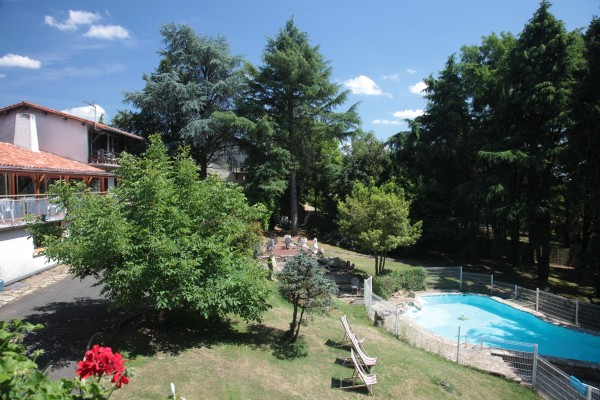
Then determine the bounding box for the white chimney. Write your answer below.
[13,113,39,152]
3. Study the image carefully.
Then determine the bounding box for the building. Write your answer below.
[0,101,143,285]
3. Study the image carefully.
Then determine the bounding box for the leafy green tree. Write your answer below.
[241,18,359,234]
[277,252,337,342]
[118,24,251,178]
[338,181,422,275]
[339,131,391,201]
[30,136,270,322]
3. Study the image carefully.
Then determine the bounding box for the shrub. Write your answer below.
[373,267,427,299]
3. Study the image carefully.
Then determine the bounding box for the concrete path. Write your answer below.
[0,265,112,380]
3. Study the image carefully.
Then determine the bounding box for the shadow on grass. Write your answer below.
[330,377,370,394]
[96,310,309,361]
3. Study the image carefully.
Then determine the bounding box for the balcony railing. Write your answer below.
[89,149,119,165]
[0,195,65,227]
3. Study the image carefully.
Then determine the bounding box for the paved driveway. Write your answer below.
[0,269,112,380]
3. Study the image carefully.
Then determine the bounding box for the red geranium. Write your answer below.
[76,344,130,390]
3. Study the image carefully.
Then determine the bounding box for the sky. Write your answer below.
[0,0,597,141]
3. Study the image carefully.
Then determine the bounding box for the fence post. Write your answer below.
[490,274,494,295]
[456,326,461,363]
[576,300,579,327]
[535,288,539,312]
[532,344,538,387]
[514,284,518,300]
[395,306,400,338]
[459,266,463,292]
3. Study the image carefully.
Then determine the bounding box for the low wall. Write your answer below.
[0,226,57,285]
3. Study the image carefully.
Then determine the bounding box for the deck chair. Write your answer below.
[348,326,377,371]
[339,349,377,395]
[340,314,365,346]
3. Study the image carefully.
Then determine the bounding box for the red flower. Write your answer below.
[76,344,130,390]
[112,369,130,388]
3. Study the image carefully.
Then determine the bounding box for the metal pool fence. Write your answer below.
[422,266,600,332]
[363,271,600,400]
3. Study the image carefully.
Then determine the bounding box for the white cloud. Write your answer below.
[343,75,391,97]
[0,54,41,69]
[372,119,402,125]
[0,74,5,78]
[62,104,107,122]
[84,25,130,40]
[409,81,427,95]
[44,10,101,31]
[406,68,417,74]
[392,109,425,119]
[381,74,399,82]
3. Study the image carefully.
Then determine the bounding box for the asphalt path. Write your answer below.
[0,275,112,380]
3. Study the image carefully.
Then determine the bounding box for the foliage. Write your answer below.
[118,23,251,178]
[277,252,337,342]
[29,135,270,322]
[338,181,422,275]
[241,18,359,234]
[0,320,129,399]
[372,268,427,299]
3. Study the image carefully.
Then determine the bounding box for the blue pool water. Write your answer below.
[406,294,600,363]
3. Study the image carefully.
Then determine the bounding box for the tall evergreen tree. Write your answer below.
[242,18,359,235]
[117,24,251,178]
[570,17,600,293]
[506,0,583,286]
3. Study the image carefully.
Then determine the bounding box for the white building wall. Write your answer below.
[30,109,89,163]
[0,112,17,144]
[0,227,57,285]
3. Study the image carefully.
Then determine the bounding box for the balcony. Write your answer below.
[89,149,119,166]
[0,195,65,228]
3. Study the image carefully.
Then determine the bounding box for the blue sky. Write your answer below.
[0,0,597,140]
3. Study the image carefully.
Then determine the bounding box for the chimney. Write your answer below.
[13,113,39,152]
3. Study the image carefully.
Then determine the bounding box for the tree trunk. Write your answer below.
[538,217,551,289]
[291,307,306,343]
[374,253,380,275]
[581,207,591,254]
[510,219,521,268]
[289,298,299,338]
[290,170,299,236]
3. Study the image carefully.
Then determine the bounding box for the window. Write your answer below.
[17,176,34,195]
[0,174,7,196]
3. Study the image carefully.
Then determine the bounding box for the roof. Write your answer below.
[0,101,144,141]
[0,142,112,176]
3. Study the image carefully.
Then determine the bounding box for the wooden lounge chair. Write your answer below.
[348,326,377,371]
[340,314,365,346]
[339,349,377,395]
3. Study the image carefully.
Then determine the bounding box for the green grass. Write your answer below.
[108,288,539,400]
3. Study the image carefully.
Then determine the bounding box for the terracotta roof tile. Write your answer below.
[0,142,111,175]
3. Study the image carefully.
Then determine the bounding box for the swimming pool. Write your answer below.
[406,294,600,363]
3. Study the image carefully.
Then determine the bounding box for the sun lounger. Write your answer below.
[339,349,377,395]
[340,314,365,346]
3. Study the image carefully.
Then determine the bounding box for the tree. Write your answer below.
[569,16,600,293]
[338,181,422,275]
[30,136,270,322]
[241,18,359,234]
[505,0,583,287]
[277,252,337,342]
[339,131,391,202]
[118,24,251,178]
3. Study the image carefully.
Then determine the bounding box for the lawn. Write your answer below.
[107,287,539,399]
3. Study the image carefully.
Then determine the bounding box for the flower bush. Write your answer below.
[0,319,130,399]
[76,344,131,396]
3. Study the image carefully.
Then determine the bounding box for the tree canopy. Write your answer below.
[116,23,252,178]
[241,18,359,233]
[338,181,422,275]
[30,136,270,322]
